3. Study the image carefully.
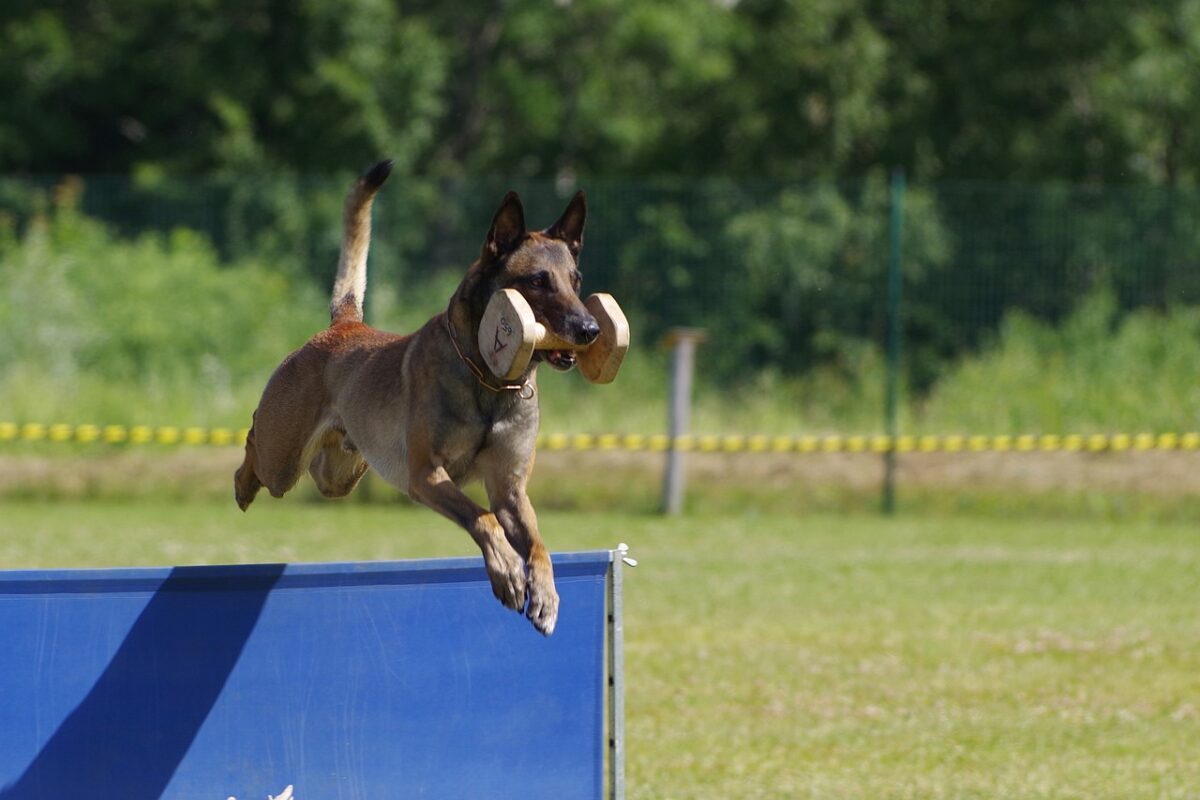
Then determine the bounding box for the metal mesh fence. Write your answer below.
[2,171,1198,432]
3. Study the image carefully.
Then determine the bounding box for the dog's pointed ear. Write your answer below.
[545,190,586,256]
[486,191,526,258]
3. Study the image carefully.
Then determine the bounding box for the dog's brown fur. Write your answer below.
[234,160,599,635]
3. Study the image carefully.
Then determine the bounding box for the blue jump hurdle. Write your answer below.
[0,550,625,800]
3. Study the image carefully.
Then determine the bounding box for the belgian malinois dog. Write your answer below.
[234,160,600,635]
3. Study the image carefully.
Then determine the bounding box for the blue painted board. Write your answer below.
[0,552,611,800]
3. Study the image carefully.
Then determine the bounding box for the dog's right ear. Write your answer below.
[545,190,586,256]
[486,191,526,258]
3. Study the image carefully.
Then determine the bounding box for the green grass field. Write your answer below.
[2,498,1197,798]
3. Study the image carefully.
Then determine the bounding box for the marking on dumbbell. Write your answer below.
[492,315,511,354]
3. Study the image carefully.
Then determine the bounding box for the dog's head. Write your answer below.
[464,190,599,371]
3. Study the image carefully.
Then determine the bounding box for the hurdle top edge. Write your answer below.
[0,550,616,596]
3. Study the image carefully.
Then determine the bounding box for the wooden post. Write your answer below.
[661,328,706,515]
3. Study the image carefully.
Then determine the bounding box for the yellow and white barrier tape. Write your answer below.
[0,423,247,447]
[2,423,1198,453]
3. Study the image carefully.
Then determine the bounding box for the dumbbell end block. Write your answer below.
[578,293,629,383]
[478,288,538,381]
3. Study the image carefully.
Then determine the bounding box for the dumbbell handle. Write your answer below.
[529,323,583,351]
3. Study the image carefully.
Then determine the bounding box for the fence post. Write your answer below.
[661,328,706,515]
[882,169,906,515]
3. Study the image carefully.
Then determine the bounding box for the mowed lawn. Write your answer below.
[2,498,1198,799]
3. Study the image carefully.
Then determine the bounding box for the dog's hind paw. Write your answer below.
[233,466,261,511]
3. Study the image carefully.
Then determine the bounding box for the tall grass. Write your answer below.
[918,290,1200,434]
[0,183,323,426]
[2,198,1197,436]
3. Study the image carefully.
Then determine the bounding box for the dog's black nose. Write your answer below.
[578,317,601,344]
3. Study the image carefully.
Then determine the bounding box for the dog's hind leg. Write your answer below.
[234,423,264,511]
[233,357,327,507]
[308,428,369,498]
[235,414,314,509]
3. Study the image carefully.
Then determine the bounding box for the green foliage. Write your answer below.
[0,184,322,424]
[0,0,447,175]
[7,0,1200,408]
[715,175,950,379]
[6,0,1200,185]
[4,187,1199,437]
[921,288,1200,433]
[1093,3,1200,184]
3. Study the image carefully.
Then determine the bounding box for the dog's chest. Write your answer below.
[483,408,534,450]
[443,396,538,481]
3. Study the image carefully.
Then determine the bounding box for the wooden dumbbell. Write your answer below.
[478,289,630,383]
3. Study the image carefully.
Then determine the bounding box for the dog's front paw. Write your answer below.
[482,538,527,613]
[526,563,559,636]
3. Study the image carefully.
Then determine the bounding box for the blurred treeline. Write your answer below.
[3,0,1200,407]
[5,1,1200,183]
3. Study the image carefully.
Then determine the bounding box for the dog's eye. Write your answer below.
[530,273,549,289]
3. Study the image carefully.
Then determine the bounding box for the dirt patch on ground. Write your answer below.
[0,449,239,499]
[541,448,1200,496]
[1,447,1196,503]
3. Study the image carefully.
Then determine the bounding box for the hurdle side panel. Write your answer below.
[0,552,614,800]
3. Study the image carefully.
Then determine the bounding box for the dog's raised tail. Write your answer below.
[330,159,394,325]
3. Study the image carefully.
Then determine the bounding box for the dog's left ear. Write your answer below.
[486,191,527,259]
[545,190,586,256]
